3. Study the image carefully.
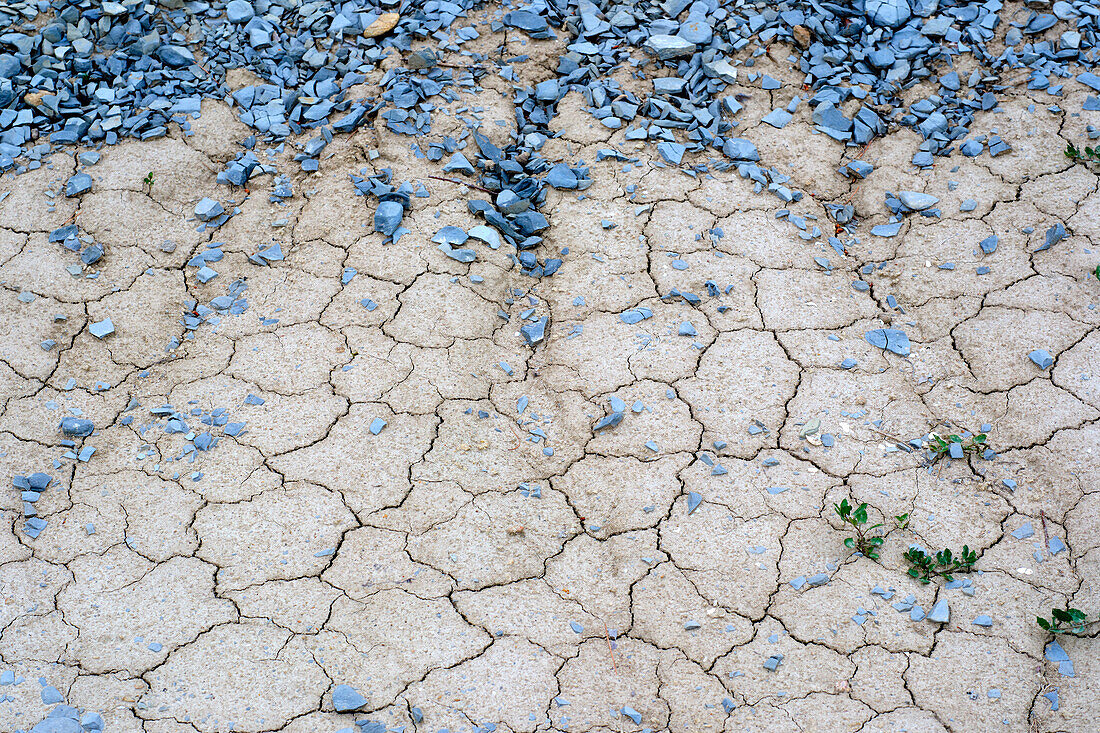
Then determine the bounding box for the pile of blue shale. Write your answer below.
[1,0,1097,233]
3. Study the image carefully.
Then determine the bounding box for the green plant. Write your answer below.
[904,545,978,584]
[1093,264,1099,282]
[143,170,155,192]
[1037,608,1096,636]
[1066,143,1100,166]
[927,432,987,463]
[833,499,909,560]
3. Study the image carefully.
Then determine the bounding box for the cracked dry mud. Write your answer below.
[2,12,1100,733]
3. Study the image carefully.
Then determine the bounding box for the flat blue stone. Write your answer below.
[865,328,910,356]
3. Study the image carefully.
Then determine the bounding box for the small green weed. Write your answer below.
[904,545,978,584]
[927,432,987,463]
[143,170,155,192]
[1037,608,1096,636]
[1093,264,1099,282]
[1066,143,1100,166]
[833,498,908,561]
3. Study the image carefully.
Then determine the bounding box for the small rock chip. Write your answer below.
[865,328,911,356]
[65,173,93,197]
[897,191,939,211]
[927,600,950,624]
[89,318,115,339]
[194,197,224,221]
[1028,349,1054,370]
[60,417,94,437]
[332,684,367,712]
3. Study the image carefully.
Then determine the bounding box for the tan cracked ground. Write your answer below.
[2,10,1099,733]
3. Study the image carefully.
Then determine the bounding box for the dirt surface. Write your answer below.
[2,11,1099,733]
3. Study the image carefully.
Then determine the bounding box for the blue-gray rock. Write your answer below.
[157,45,196,68]
[723,138,760,161]
[678,19,713,45]
[65,173,92,197]
[521,317,548,346]
[865,328,911,356]
[546,164,579,189]
[645,35,696,60]
[374,201,404,236]
[0,54,22,79]
[959,140,983,156]
[1029,349,1054,370]
[226,0,254,23]
[30,719,81,733]
[534,79,559,101]
[927,599,950,623]
[897,191,939,211]
[332,684,367,712]
[702,59,738,84]
[443,153,476,176]
[60,417,94,437]
[496,190,529,215]
[503,10,549,34]
[80,712,105,732]
[194,197,224,221]
[653,77,687,95]
[81,242,104,265]
[843,160,874,178]
[866,0,913,28]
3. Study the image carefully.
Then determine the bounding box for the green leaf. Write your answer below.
[1053,608,1072,623]
[972,434,987,444]
[844,538,855,548]
[948,434,963,443]
[1037,617,1051,630]
[908,568,919,578]
[869,537,884,546]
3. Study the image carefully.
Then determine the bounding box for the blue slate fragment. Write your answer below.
[865,328,910,356]
[521,317,548,346]
[927,600,950,623]
[972,615,993,627]
[194,197,224,221]
[1046,640,1070,665]
[1029,349,1054,370]
[60,417,94,437]
[619,307,653,324]
[1036,223,1065,252]
[871,222,902,237]
[866,0,912,28]
[65,173,92,197]
[41,685,64,704]
[332,684,367,713]
[687,491,703,514]
[1078,72,1100,92]
[621,706,642,725]
[1012,522,1034,540]
[374,201,404,236]
[89,319,115,339]
[897,191,938,211]
[369,418,387,435]
[979,235,998,254]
